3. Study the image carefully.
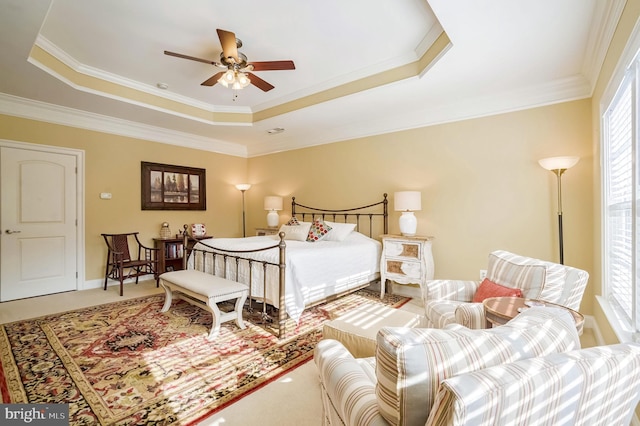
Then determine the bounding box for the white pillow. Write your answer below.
[278,222,312,241]
[324,221,356,242]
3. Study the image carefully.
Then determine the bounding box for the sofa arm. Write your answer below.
[314,339,389,426]
[421,279,480,302]
[426,343,640,426]
[454,303,487,329]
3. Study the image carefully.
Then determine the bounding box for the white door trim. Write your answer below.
[0,139,85,290]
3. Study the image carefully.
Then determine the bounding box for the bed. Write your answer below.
[183,194,388,337]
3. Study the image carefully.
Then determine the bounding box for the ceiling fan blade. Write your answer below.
[249,60,296,71]
[164,50,216,65]
[217,29,239,63]
[201,72,225,86]
[247,73,274,92]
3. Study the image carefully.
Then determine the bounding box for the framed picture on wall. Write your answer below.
[141,162,206,210]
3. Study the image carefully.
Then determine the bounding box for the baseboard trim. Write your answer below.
[82,275,156,290]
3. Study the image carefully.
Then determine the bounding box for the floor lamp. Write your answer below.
[235,183,251,237]
[538,156,580,264]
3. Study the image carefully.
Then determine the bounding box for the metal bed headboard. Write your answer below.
[291,193,388,238]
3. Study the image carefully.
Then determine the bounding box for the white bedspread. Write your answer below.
[191,231,381,322]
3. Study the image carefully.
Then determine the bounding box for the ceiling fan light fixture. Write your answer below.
[237,72,251,87]
[219,69,251,90]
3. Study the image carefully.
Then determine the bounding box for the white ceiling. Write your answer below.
[0,0,625,157]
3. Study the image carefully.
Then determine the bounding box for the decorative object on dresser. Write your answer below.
[393,190,422,236]
[538,156,580,264]
[255,227,279,236]
[141,162,206,210]
[235,183,251,237]
[101,232,159,296]
[159,221,171,238]
[189,223,206,237]
[264,195,283,227]
[379,234,434,298]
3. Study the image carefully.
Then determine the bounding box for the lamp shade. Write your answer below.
[538,156,580,171]
[235,183,251,191]
[264,196,283,211]
[394,191,422,211]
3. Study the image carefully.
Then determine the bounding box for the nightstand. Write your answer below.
[255,227,279,236]
[379,234,434,298]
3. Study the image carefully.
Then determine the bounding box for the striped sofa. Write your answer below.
[314,307,640,426]
[422,250,589,329]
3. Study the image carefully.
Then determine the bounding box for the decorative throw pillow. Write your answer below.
[278,223,312,241]
[286,217,300,226]
[323,221,356,242]
[472,278,523,303]
[306,218,332,242]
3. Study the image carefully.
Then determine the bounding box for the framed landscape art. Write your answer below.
[141,161,206,210]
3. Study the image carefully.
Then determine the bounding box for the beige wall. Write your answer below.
[0,98,594,311]
[0,115,248,282]
[248,99,594,313]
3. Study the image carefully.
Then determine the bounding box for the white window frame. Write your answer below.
[599,18,640,344]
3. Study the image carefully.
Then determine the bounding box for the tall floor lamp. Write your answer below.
[538,156,580,264]
[235,183,251,237]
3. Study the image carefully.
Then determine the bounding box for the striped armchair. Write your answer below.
[422,250,589,329]
[314,307,640,426]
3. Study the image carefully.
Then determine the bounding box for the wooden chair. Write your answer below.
[102,232,159,296]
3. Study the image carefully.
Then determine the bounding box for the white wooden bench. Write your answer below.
[159,270,249,340]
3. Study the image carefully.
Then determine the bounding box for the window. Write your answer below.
[602,56,640,342]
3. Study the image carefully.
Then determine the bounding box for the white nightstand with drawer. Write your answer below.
[255,227,279,236]
[380,234,434,298]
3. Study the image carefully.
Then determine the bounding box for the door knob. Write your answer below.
[4,229,21,234]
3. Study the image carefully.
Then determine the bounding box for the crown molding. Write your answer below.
[0,93,248,157]
[0,68,592,159]
[581,0,627,94]
[35,35,252,116]
[246,74,592,157]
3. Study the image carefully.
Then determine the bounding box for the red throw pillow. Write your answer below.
[472,278,523,303]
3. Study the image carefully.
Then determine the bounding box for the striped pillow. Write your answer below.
[375,307,580,426]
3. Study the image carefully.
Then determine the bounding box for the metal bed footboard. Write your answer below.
[178,193,389,339]
[182,232,288,338]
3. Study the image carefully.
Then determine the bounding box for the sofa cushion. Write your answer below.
[472,278,523,302]
[427,343,640,426]
[375,307,580,426]
[486,251,546,299]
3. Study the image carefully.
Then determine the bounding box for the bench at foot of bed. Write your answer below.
[159,270,249,340]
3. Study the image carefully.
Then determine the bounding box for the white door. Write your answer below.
[1,146,78,301]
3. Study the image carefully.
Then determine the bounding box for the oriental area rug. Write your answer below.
[0,289,409,425]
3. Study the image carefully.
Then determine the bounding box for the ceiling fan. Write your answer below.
[164,28,295,92]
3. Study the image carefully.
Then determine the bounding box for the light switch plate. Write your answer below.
[100,192,112,199]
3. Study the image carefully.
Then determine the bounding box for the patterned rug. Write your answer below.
[0,289,409,425]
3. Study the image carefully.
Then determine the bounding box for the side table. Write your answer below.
[379,234,434,299]
[483,296,584,335]
[255,227,279,236]
[154,235,210,273]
